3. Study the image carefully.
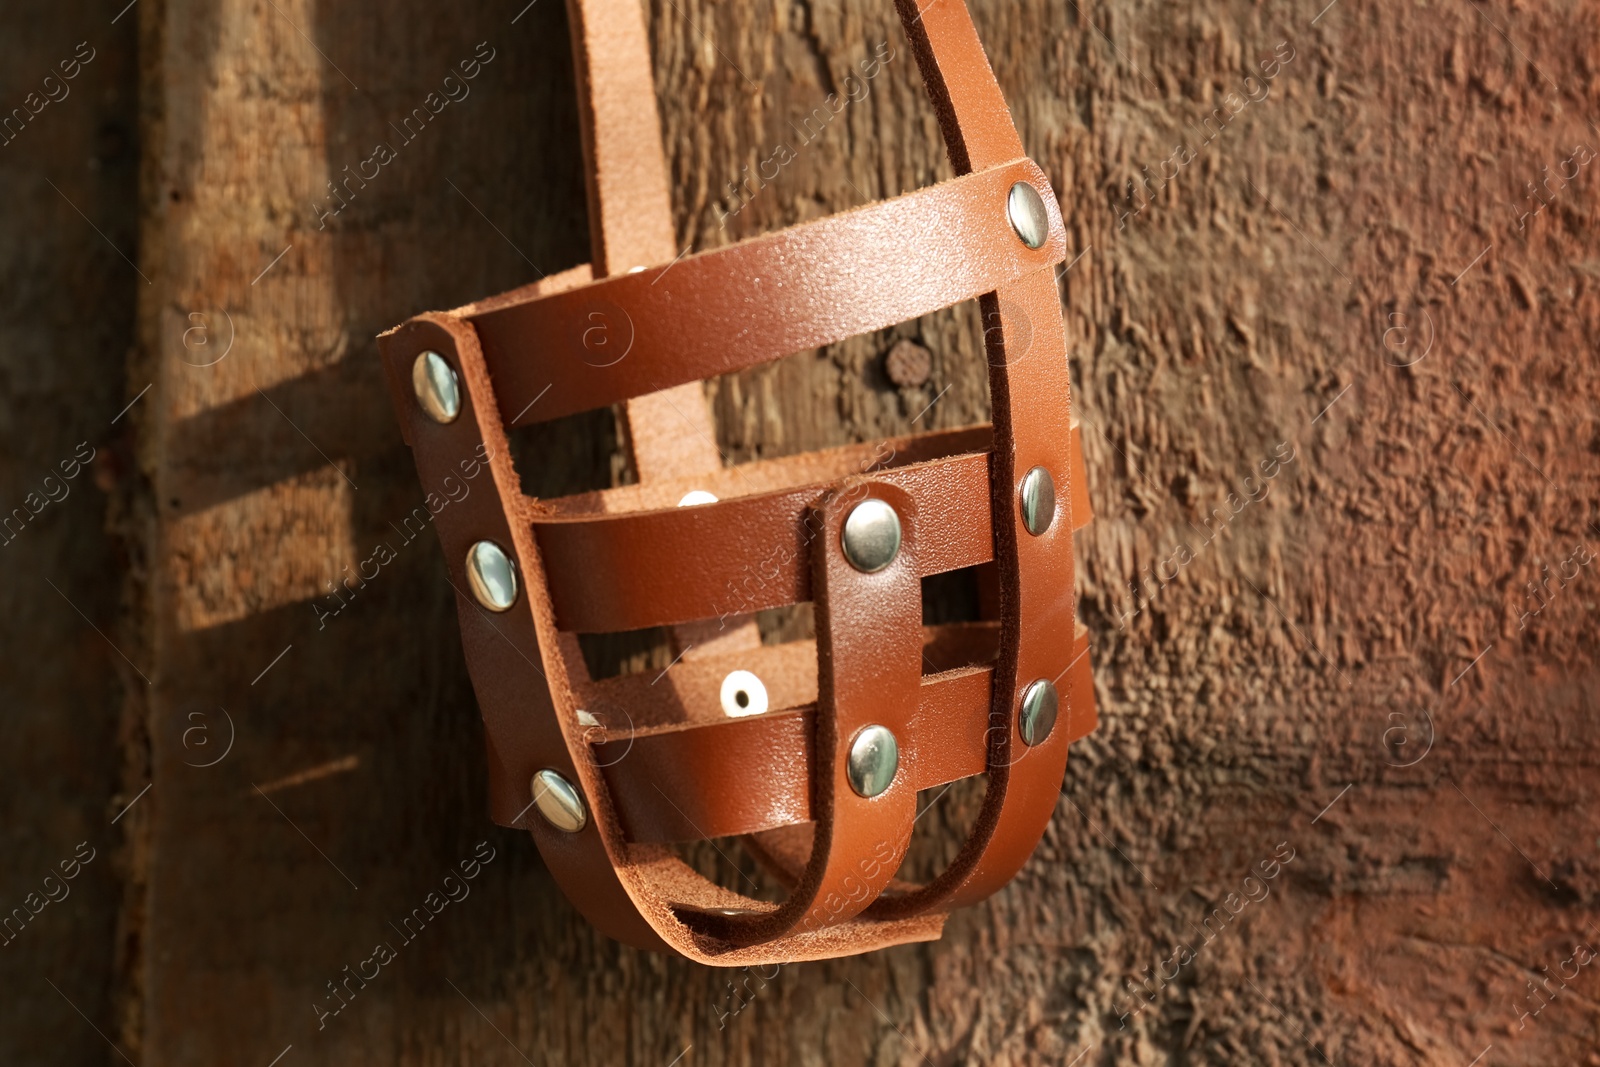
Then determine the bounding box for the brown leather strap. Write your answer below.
[562,0,760,659]
[565,0,721,483]
[592,622,1096,846]
[471,158,1064,427]
[687,482,922,943]
[844,0,1080,920]
[382,311,669,952]
[531,425,1086,636]
[536,449,991,632]
[597,663,991,844]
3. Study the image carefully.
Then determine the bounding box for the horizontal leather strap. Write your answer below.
[537,449,993,633]
[470,158,1066,426]
[535,421,1088,634]
[595,624,1094,845]
[597,667,992,843]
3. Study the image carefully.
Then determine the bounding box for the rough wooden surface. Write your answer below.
[0,2,135,1062]
[102,0,1600,1064]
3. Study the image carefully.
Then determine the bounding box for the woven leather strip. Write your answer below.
[377,0,1097,964]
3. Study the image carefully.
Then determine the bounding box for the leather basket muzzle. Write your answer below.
[377,0,1096,965]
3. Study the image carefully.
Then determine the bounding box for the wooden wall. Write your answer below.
[0,1,135,1062]
[5,0,1599,1063]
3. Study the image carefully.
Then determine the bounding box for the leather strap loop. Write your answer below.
[686,482,921,944]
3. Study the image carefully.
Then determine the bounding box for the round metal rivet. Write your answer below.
[1019,679,1059,747]
[678,489,719,507]
[530,769,587,833]
[1007,181,1050,250]
[465,540,518,612]
[720,670,769,718]
[411,351,461,423]
[841,498,902,573]
[1020,466,1056,536]
[847,725,899,798]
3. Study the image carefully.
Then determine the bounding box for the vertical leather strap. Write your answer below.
[691,482,921,944]
[894,0,1025,171]
[565,0,758,658]
[565,0,723,483]
[381,313,670,952]
[867,0,1080,918]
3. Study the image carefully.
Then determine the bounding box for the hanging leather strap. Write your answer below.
[566,0,722,483]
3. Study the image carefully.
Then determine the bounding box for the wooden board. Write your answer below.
[108,0,1600,1063]
[0,1,137,1062]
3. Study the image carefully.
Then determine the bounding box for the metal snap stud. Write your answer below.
[1018,679,1059,747]
[1020,465,1056,536]
[847,724,900,798]
[719,670,768,718]
[1007,181,1050,250]
[840,498,902,574]
[465,540,518,612]
[678,489,718,507]
[530,769,587,833]
[411,350,461,423]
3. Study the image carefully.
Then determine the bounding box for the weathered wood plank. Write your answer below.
[0,2,136,1062]
[128,0,1600,1063]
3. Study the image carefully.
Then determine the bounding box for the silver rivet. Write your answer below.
[1007,181,1050,250]
[411,351,461,423]
[840,498,902,573]
[531,769,586,832]
[1020,466,1055,536]
[1018,679,1058,746]
[847,724,899,798]
[678,489,718,507]
[465,540,518,611]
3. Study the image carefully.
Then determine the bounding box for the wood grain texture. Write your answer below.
[0,2,136,1062]
[117,0,1600,1064]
